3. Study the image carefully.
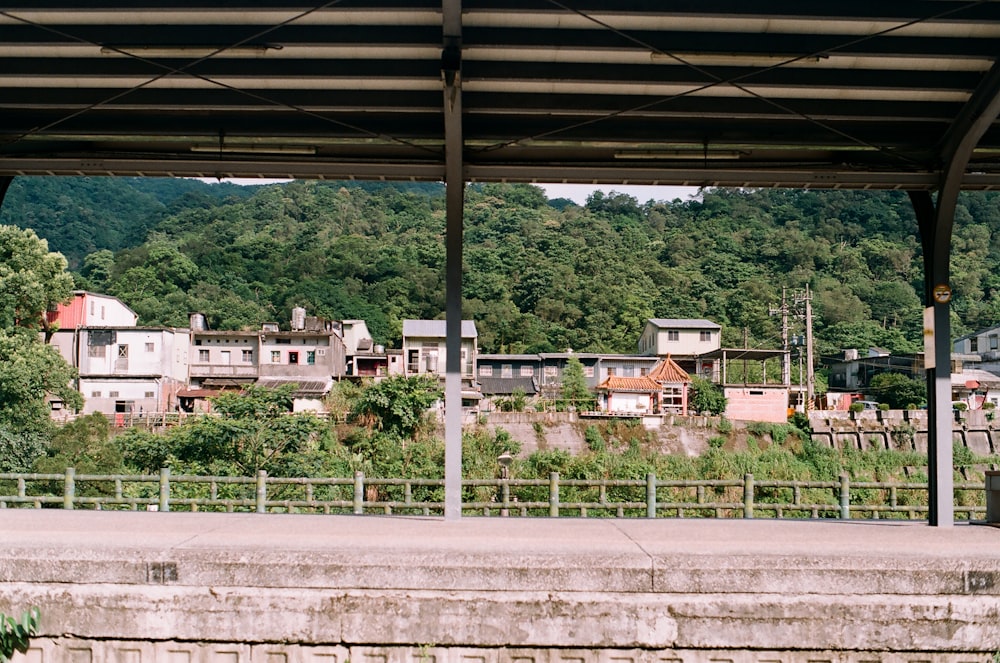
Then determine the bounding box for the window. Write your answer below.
[289,351,299,365]
[101,305,106,320]
[144,391,154,398]
[88,345,106,358]
[145,342,155,353]
[700,331,712,342]
[271,350,281,363]
[220,350,231,365]
[667,330,679,341]
[520,366,534,377]
[91,390,102,398]
[479,365,493,377]
[90,301,95,315]
[276,338,291,345]
[971,337,979,352]
[544,366,558,377]
[992,335,998,350]
[117,345,128,358]
[198,349,210,362]
[607,367,616,376]
[584,366,594,378]
[501,364,513,378]
[109,391,119,398]
[640,367,648,376]
[306,351,315,365]
[242,349,253,362]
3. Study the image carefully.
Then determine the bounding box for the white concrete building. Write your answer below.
[638,319,722,359]
[50,326,190,417]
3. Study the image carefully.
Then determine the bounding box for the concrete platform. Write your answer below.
[1,511,999,660]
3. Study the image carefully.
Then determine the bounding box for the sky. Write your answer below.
[201,178,701,206]
[539,183,701,205]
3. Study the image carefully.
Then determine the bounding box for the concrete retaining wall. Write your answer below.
[2,512,999,662]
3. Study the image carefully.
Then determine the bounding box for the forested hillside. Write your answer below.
[8,177,1000,357]
[0,177,256,267]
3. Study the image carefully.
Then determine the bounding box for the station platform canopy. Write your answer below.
[0,1,998,189]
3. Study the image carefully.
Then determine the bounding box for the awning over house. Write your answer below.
[256,378,332,399]
[202,378,256,387]
[177,388,222,399]
[478,376,539,396]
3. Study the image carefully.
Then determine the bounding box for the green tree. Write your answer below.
[350,375,442,439]
[119,384,332,476]
[0,225,74,341]
[33,413,122,475]
[560,357,595,411]
[0,225,82,471]
[689,376,727,415]
[868,372,926,409]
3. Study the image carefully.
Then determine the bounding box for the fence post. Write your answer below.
[63,467,75,510]
[353,471,364,515]
[256,470,267,513]
[743,473,754,519]
[646,473,657,518]
[549,472,559,517]
[839,473,850,519]
[159,467,170,512]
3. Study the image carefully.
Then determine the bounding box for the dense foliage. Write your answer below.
[0,226,82,471]
[13,176,1000,356]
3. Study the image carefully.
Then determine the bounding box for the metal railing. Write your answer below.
[0,469,988,519]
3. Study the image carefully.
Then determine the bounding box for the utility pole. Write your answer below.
[769,287,790,386]
[793,285,815,410]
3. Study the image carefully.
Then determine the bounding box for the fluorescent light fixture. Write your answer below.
[101,44,282,58]
[614,150,744,160]
[190,144,316,155]
[651,52,827,66]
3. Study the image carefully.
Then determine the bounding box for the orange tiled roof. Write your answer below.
[596,376,663,392]
[648,355,690,383]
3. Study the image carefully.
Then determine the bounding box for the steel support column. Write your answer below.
[909,190,954,527]
[908,59,1000,526]
[442,0,463,519]
[0,177,12,207]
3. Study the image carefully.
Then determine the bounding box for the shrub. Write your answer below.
[584,425,605,452]
[878,403,889,411]
[717,417,733,434]
[849,402,865,413]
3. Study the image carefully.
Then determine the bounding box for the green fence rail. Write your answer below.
[0,468,988,519]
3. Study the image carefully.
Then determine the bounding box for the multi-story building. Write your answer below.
[47,291,138,329]
[401,319,480,410]
[637,318,722,373]
[185,309,347,412]
[49,325,190,417]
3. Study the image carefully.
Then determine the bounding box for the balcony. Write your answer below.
[189,364,258,378]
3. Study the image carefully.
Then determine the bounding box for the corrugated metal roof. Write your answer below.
[6,4,1000,191]
[402,320,477,338]
[256,377,332,398]
[479,376,539,396]
[647,319,722,330]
